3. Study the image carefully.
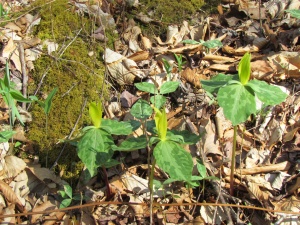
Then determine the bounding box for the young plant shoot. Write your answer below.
[201,52,288,195]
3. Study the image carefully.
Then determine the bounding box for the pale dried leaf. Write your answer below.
[4,22,22,32]
[2,38,22,71]
[200,118,222,156]
[200,205,227,225]
[1,155,26,179]
[268,51,300,78]
[265,172,290,190]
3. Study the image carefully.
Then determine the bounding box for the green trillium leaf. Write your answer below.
[101,119,134,135]
[159,81,179,94]
[77,128,114,177]
[201,73,236,94]
[150,95,166,109]
[246,80,288,106]
[135,82,157,94]
[154,141,193,182]
[112,135,147,151]
[217,83,256,125]
[130,99,153,120]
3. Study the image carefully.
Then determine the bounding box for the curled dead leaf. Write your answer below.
[0,180,24,212]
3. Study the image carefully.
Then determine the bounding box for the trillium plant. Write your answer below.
[201,52,288,195]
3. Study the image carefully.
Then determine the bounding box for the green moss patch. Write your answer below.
[27,0,111,183]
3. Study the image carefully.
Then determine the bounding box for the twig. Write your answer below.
[18,42,27,109]
[50,98,87,170]
[1,201,299,219]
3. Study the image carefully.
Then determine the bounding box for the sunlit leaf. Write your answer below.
[217,83,256,125]
[201,73,236,94]
[101,119,133,135]
[246,80,288,105]
[285,9,300,19]
[153,107,167,141]
[89,102,102,128]
[202,39,223,49]
[135,82,157,94]
[238,52,251,85]
[154,141,193,182]
[77,128,114,176]
[63,184,73,199]
[150,95,166,109]
[59,198,72,208]
[159,81,179,94]
[130,99,153,120]
[0,130,15,143]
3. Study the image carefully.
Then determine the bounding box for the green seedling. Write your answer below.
[0,3,9,19]
[31,87,58,167]
[0,61,33,127]
[174,53,186,72]
[58,184,83,208]
[189,159,219,188]
[201,52,288,195]
[0,130,15,143]
[76,102,138,176]
[182,39,223,52]
[135,81,179,109]
[161,58,173,79]
[75,102,139,196]
[285,9,300,19]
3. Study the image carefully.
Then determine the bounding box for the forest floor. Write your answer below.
[0,0,299,224]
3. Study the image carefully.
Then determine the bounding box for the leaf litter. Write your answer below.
[0,0,299,224]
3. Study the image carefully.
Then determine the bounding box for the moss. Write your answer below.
[128,0,221,38]
[27,0,111,183]
[131,0,204,37]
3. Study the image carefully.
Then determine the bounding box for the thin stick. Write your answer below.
[230,125,237,196]
[18,42,27,109]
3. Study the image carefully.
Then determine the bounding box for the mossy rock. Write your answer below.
[128,0,221,38]
[27,0,111,183]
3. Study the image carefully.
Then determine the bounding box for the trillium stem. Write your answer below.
[230,125,237,196]
[149,157,156,225]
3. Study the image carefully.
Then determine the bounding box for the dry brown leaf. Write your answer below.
[247,181,270,202]
[273,195,300,212]
[0,180,24,212]
[166,206,181,223]
[251,60,274,80]
[202,54,236,63]
[268,51,300,79]
[128,51,150,62]
[0,155,26,179]
[200,118,221,154]
[31,197,59,223]
[0,204,16,224]
[4,22,22,32]
[287,177,300,195]
[181,67,207,88]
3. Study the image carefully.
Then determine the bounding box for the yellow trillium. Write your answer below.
[153,107,167,141]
